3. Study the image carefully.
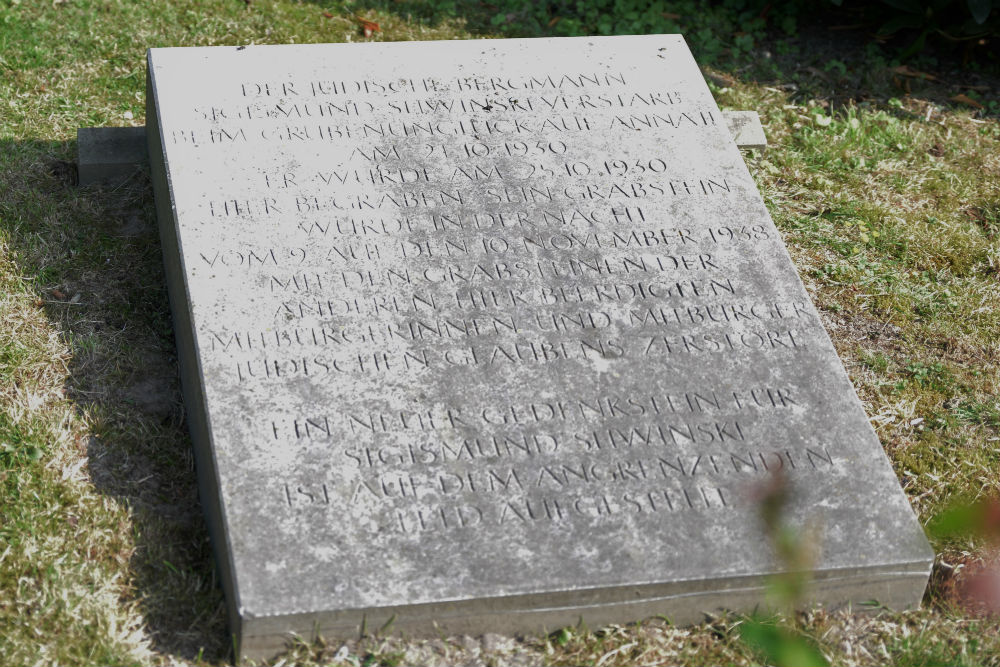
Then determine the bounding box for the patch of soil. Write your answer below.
[118,211,151,238]
[123,374,179,424]
[48,159,78,186]
[820,309,905,351]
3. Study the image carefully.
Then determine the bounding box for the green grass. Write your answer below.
[1,0,999,665]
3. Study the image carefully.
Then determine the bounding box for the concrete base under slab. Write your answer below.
[76,126,149,186]
[723,110,768,151]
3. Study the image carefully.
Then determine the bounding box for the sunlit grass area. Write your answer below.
[1,0,998,664]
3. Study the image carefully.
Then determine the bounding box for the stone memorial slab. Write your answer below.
[145,36,933,659]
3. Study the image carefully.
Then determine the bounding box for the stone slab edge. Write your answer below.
[240,560,929,658]
[79,111,767,187]
[144,56,244,650]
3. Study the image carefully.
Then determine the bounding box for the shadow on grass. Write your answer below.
[0,138,228,663]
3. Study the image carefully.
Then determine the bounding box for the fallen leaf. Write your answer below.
[322,11,333,18]
[802,66,830,80]
[52,289,66,300]
[704,70,737,87]
[892,65,938,81]
[950,93,984,109]
[358,17,380,37]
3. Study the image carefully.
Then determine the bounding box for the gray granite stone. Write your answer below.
[145,36,932,660]
[77,126,147,185]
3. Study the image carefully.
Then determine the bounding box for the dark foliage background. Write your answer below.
[460,0,999,63]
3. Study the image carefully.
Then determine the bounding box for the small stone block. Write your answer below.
[724,110,767,151]
[77,126,148,186]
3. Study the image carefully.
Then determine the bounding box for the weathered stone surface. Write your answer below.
[723,110,767,151]
[145,36,932,660]
[77,126,147,185]
[79,111,765,180]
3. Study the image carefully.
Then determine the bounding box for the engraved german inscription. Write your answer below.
[147,36,931,657]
